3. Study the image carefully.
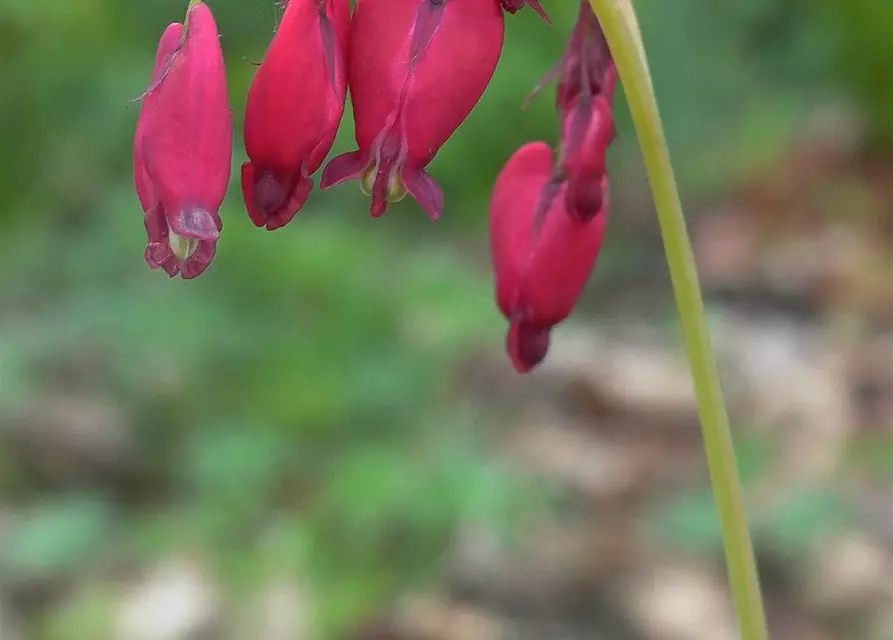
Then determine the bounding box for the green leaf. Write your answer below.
[0,497,114,584]
[761,489,851,553]
[650,489,725,554]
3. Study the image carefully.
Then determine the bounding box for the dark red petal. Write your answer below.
[167,207,220,242]
[506,321,551,374]
[566,175,607,222]
[560,96,614,221]
[143,205,218,280]
[179,240,217,280]
[402,168,444,222]
[320,150,369,190]
[241,162,313,231]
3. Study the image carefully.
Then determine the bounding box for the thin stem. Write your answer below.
[585,1,768,638]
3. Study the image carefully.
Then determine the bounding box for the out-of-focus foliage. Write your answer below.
[2,0,893,637]
[811,0,893,147]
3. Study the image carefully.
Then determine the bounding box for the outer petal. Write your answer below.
[342,0,419,152]
[319,149,370,189]
[506,321,551,374]
[134,22,183,214]
[520,189,606,327]
[489,141,556,320]
[401,167,443,221]
[241,162,312,230]
[244,0,347,172]
[141,2,232,225]
[401,0,505,164]
[306,0,350,173]
[560,95,615,221]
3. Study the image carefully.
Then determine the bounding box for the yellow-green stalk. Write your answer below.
[585,1,768,638]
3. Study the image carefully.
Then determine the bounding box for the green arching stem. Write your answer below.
[585,1,768,639]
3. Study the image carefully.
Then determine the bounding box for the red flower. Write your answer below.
[134,2,232,279]
[242,0,349,230]
[489,142,607,373]
[321,0,504,220]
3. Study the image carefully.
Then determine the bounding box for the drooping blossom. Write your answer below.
[134,2,232,279]
[321,0,505,220]
[242,0,349,230]
[489,141,608,373]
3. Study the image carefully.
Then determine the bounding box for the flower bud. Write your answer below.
[559,94,615,221]
[242,0,349,230]
[555,1,616,118]
[489,142,607,373]
[134,2,232,279]
[321,0,504,220]
[552,1,617,222]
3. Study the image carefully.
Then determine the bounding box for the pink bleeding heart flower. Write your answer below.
[489,141,608,373]
[134,2,232,279]
[321,0,505,220]
[242,0,349,230]
[499,0,550,23]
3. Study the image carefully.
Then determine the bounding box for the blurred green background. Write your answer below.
[2,1,893,638]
